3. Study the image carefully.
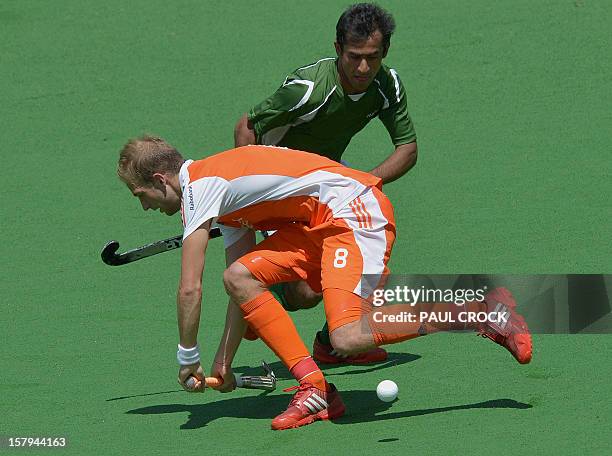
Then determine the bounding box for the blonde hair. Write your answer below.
[117,135,185,187]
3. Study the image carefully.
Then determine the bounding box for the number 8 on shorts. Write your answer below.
[333,248,349,268]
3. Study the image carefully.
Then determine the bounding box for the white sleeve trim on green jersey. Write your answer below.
[261,125,291,146]
[280,58,335,113]
[373,79,390,110]
[389,69,401,103]
[260,65,337,145]
[284,79,314,112]
[261,85,336,144]
[296,57,335,72]
[297,86,337,123]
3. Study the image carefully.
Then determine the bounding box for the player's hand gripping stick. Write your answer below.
[184,363,276,392]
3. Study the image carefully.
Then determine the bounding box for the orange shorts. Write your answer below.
[238,186,396,331]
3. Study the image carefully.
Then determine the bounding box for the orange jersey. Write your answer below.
[179,145,382,243]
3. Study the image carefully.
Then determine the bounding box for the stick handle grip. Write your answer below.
[207,375,244,387]
[204,376,223,387]
[185,375,240,389]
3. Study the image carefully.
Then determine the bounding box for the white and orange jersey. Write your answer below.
[179,145,382,245]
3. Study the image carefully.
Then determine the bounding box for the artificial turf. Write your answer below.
[2,0,611,454]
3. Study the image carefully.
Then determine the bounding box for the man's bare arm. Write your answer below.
[369,141,418,184]
[234,113,257,147]
[177,221,212,348]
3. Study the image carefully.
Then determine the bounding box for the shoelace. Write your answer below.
[283,383,317,407]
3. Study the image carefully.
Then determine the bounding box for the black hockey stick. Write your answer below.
[101,228,222,266]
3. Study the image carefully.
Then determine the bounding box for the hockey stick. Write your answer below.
[185,361,277,391]
[101,228,222,266]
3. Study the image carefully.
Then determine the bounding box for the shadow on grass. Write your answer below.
[107,389,183,402]
[126,390,532,429]
[108,352,419,402]
[232,351,421,382]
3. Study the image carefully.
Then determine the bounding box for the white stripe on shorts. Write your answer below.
[336,188,390,298]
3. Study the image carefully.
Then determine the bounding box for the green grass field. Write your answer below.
[2,0,611,454]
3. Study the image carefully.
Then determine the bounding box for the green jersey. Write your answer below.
[248,57,416,162]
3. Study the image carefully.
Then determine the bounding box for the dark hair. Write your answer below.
[336,3,396,50]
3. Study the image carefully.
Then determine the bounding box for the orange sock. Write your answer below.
[290,357,328,391]
[240,291,327,391]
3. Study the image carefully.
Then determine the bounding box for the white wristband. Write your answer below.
[177,344,200,365]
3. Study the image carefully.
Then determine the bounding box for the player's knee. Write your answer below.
[223,262,251,296]
[329,324,361,355]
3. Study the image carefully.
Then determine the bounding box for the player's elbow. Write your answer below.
[403,141,418,168]
[392,142,418,181]
[233,113,246,134]
[410,143,418,165]
[234,113,255,147]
